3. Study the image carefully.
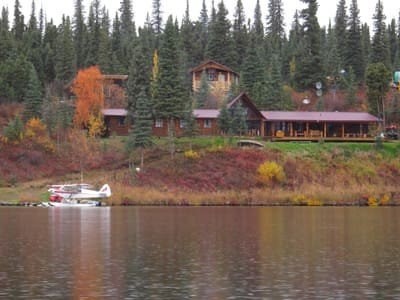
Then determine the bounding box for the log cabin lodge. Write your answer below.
[102,60,380,141]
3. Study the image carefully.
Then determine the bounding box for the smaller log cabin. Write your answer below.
[191,60,240,105]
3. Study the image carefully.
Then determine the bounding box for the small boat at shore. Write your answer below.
[43,183,111,207]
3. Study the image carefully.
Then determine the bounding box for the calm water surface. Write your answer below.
[1,207,400,299]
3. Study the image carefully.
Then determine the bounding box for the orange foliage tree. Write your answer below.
[71,66,104,134]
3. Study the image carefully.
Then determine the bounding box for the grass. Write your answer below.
[1,138,399,206]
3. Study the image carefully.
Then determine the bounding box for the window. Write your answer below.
[180,120,186,128]
[155,119,163,128]
[204,119,212,128]
[207,70,217,81]
[118,116,125,126]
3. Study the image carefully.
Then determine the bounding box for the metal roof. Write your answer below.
[261,111,380,122]
[102,108,128,117]
[193,109,220,118]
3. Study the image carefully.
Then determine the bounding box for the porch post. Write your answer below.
[192,72,196,91]
[289,122,293,137]
[260,120,265,137]
[306,122,309,137]
[341,124,345,137]
[271,123,275,136]
[324,122,327,138]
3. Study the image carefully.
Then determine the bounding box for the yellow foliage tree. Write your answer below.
[25,117,55,152]
[71,66,104,130]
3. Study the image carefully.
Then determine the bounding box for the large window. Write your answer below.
[155,119,163,128]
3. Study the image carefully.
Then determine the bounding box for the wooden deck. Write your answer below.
[269,136,377,143]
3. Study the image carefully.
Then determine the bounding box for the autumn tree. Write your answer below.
[71,66,104,136]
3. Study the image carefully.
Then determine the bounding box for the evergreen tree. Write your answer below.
[266,0,285,52]
[343,66,357,109]
[346,0,364,81]
[206,1,234,67]
[152,0,163,39]
[241,33,265,105]
[194,70,210,108]
[323,21,340,79]
[119,0,135,39]
[0,8,14,62]
[388,18,398,69]
[361,23,371,66]
[55,16,76,83]
[98,7,112,73]
[180,0,197,89]
[25,1,43,83]
[155,16,187,157]
[192,0,208,63]
[230,103,248,136]
[371,0,390,68]
[232,0,247,71]
[217,105,231,135]
[335,0,348,70]
[126,87,153,169]
[181,101,198,142]
[0,55,32,103]
[12,0,24,41]
[42,20,58,84]
[73,0,87,69]
[111,13,124,73]
[119,0,136,70]
[365,62,391,121]
[293,0,324,90]
[252,0,264,44]
[23,65,43,121]
[85,1,101,66]
[127,37,151,115]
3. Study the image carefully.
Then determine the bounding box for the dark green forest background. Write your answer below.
[1,0,399,125]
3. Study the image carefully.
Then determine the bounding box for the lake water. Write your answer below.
[1,207,400,299]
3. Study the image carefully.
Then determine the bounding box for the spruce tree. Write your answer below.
[152,0,163,44]
[266,0,285,52]
[293,0,324,90]
[252,0,264,44]
[73,0,87,69]
[232,0,247,71]
[194,70,210,108]
[155,16,187,157]
[12,0,24,41]
[23,65,43,121]
[85,1,101,66]
[346,0,364,81]
[127,87,153,169]
[98,7,112,73]
[55,16,76,83]
[205,1,234,67]
[335,0,348,70]
[371,0,390,68]
[217,105,232,135]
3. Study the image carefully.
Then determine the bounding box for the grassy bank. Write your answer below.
[1,138,400,206]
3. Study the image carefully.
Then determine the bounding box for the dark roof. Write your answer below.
[228,92,265,120]
[190,60,239,76]
[262,111,379,122]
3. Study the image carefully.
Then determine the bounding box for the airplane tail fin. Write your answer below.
[99,184,112,197]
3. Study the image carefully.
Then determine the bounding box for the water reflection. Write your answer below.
[1,207,400,299]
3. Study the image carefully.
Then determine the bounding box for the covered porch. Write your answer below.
[262,111,380,141]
